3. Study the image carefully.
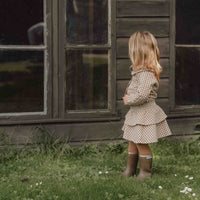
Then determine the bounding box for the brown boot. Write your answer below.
[122,153,138,177]
[136,155,152,180]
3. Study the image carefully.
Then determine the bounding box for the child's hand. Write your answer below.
[122,95,129,105]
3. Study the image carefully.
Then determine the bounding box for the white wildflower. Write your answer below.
[192,193,196,196]
[105,171,109,174]
[174,174,177,176]
[36,183,39,186]
[180,187,188,193]
[30,185,32,188]
[158,186,163,189]
[99,171,102,174]
[180,187,193,194]
[189,177,193,180]
[185,175,189,178]
[40,181,42,185]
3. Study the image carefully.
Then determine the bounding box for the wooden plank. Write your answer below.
[167,134,200,142]
[117,0,170,17]
[46,0,53,119]
[52,0,59,118]
[53,122,123,142]
[117,58,169,80]
[117,18,169,37]
[109,0,117,113]
[117,78,169,100]
[58,0,66,118]
[0,122,124,144]
[0,46,46,50]
[117,98,169,117]
[167,117,200,136]
[117,38,169,58]
[1,116,200,144]
[169,0,176,110]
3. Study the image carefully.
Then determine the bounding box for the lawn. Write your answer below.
[0,137,200,200]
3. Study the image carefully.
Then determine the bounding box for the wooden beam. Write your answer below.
[169,0,176,110]
[117,0,170,17]
[117,18,169,37]
[52,0,59,118]
[108,0,117,113]
[1,116,200,145]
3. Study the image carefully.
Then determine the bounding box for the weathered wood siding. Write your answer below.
[0,117,199,145]
[1,0,200,146]
[116,0,170,118]
[117,0,169,17]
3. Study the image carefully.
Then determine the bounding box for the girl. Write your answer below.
[121,31,172,180]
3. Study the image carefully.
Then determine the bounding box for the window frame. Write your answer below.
[0,0,53,122]
[58,0,118,119]
[169,0,200,116]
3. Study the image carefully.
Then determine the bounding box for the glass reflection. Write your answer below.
[0,0,43,45]
[66,50,108,110]
[175,47,200,105]
[66,0,108,45]
[176,0,200,44]
[0,50,44,113]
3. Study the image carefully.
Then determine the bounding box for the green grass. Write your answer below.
[0,138,200,200]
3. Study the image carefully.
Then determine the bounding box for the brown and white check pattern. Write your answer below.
[122,69,172,144]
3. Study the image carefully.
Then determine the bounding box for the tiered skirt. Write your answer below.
[122,100,172,144]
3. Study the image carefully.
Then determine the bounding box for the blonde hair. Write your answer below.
[129,31,162,81]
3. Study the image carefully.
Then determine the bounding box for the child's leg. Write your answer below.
[136,143,152,180]
[122,141,138,177]
[136,144,152,155]
[128,141,138,154]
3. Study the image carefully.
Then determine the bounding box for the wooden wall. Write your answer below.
[116,0,170,117]
[1,0,200,146]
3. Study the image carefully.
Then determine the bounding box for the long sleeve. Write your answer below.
[126,71,158,106]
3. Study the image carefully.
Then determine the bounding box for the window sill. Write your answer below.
[64,109,119,118]
[0,116,121,126]
[168,105,200,118]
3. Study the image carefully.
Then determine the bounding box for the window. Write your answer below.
[175,0,200,106]
[59,0,116,118]
[65,49,108,110]
[0,0,51,117]
[0,0,116,122]
[0,51,44,113]
[66,0,108,45]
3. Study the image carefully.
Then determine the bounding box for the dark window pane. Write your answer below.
[0,51,44,113]
[175,47,200,105]
[66,50,108,110]
[0,0,43,45]
[176,0,200,44]
[66,0,108,45]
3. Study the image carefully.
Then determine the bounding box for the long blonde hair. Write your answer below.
[129,31,162,81]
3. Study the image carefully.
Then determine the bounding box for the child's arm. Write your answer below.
[125,71,158,106]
